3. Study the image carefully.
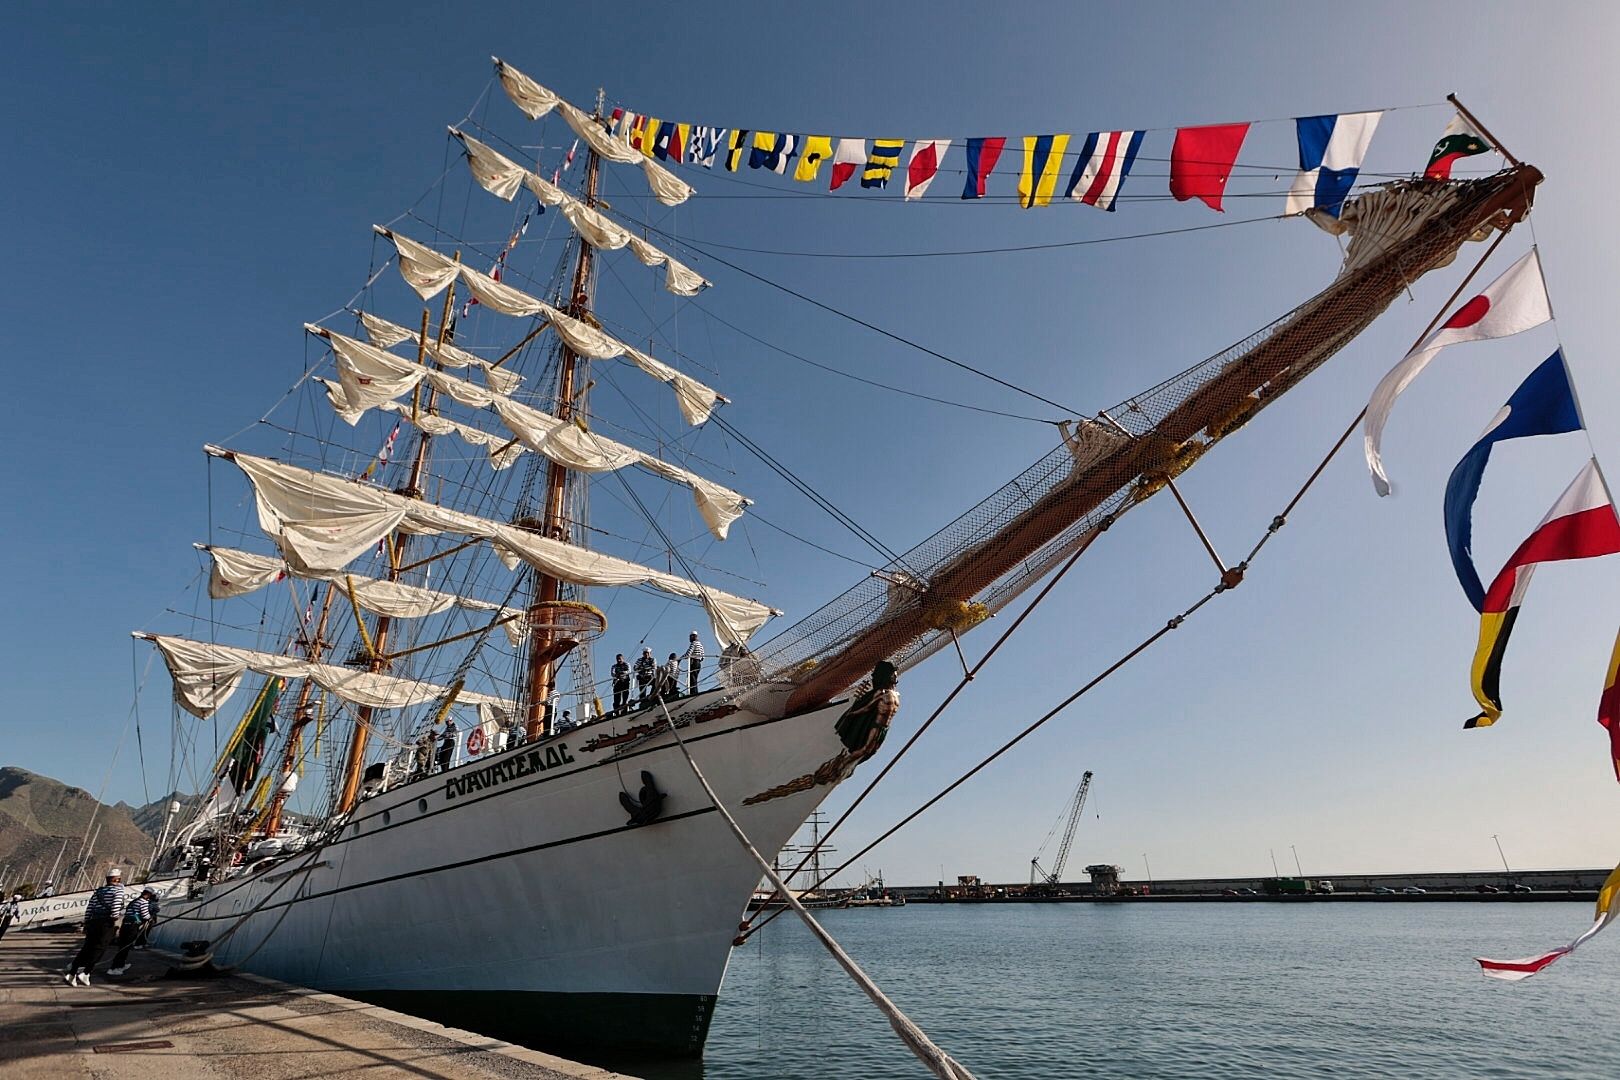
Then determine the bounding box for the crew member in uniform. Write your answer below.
[634,648,656,705]
[682,632,705,695]
[437,717,458,773]
[67,868,126,986]
[107,888,156,975]
[610,653,631,714]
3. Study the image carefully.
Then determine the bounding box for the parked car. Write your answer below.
[1235,888,1259,896]
[1372,886,1396,895]
[1511,883,1534,893]
[1221,888,1239,897]
[1401,886,1427,895]
[1476,884,1501,894]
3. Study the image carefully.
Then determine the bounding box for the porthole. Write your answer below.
[382,809,392,825]
[351,822,360,836]
[418,798,428,813]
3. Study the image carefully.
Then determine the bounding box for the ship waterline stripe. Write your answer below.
[164,805,721,923]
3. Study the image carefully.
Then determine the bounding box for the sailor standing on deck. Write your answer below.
[682,632,705,696]
[634,647,656,705]
[660,653,680,700]
[66,868,126,986]
[437,717,458,773]
[412,729,435,780]
[610,653,631,714]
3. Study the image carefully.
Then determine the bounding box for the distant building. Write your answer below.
[1085,864,1122,894]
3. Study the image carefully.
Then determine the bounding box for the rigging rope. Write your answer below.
[667,212,1287,260]
[744,515,1112,926]
[649,228,1083,418]
[709,412,914,575]
[741,226,1520,941]
[651,692,978,1080]
[688,298,1057,423]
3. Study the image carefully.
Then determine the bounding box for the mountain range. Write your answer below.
[0,766,179,893]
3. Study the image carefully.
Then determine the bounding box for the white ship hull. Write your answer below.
[151,685,861,1055]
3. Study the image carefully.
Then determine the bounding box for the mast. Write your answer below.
[263,585,335,836]
[337,278,458,814]
[524,133,602,741]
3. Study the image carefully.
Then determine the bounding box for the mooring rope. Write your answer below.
[652,696,977,1080]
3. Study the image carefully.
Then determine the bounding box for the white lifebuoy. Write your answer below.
[467,727,487,755]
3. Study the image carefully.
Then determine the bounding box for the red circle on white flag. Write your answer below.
[1444,295,1491,329]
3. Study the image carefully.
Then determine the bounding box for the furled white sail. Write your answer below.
[212,450,776,645]
[312,327,748,538]
[375,397,526,471]
[386,229,462,300]
[357,312,522,394]
[136,632,515,720]
[319,372,522,470]
[374,228,724,425]
[200,545,528,646]
[457,263,724,426]
[311,326,505,417]
[491,58,693,207]
[450,129,709,297]
[491,395,750,539]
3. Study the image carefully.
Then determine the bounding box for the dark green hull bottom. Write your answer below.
[350,987,718,1060]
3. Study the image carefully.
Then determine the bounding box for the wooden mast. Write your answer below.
[524,138,602,741]
[262,585,336,837]
[337,279,458,814]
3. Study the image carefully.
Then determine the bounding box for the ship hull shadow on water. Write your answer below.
[152,686,852,1058]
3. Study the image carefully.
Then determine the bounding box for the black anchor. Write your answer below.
[618,770,666,827]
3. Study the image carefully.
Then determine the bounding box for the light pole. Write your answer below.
[1493,834,1512,883]
[1291,845,1303,877]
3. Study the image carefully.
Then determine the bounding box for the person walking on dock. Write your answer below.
[0,893,19,942]
[66,868,125,986]
[611,653,631,714]
[682,632,705,695]
[107,888,155,975]
[634,647,656,705]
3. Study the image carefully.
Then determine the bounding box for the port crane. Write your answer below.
[1028,770,1092,895]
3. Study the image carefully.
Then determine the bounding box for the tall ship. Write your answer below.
[139,60,1540,1059]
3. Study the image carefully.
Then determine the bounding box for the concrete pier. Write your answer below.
[0,930,638,1080]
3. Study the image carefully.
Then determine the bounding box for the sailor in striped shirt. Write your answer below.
[108,889,156,975]
[682,632,705,695]
[67,869,126,985]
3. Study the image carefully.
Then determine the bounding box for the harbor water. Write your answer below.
[632,902,1620,1079]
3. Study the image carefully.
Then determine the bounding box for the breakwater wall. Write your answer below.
[890,867,1609,902]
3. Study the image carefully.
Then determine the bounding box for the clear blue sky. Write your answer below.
[6,1,1619,883]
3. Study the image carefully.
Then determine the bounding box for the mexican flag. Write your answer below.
[1424,112,1492,179]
